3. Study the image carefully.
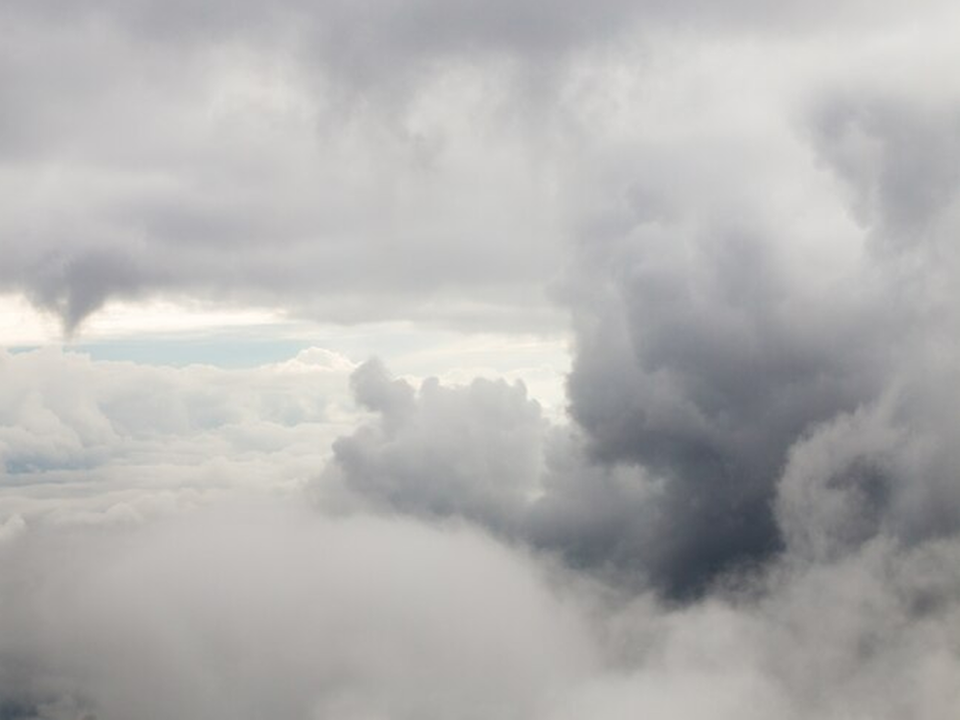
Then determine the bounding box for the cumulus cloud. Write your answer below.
[555,10,960,594]
[320,358,546,531]
[0,346,360,523]
[319,360,665,589]
[310,352,960,717]
[296,0,960,601]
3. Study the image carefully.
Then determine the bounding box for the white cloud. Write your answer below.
[0,346,360,523]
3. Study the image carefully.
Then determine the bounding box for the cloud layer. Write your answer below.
[4,0,954,333]
[3,498,960,718]
[0,346,358,524]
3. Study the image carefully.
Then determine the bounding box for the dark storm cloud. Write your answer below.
[317,32,960,595]
[323,250,960,602]
[562,228,896,593]
[322,360,709,592]
[553,35,960,592]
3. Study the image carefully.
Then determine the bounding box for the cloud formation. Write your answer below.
[0,346,359,523]
[4,0,960,717]
[305,1,960,601]
[3,0,950,333]
[557,12,960,593]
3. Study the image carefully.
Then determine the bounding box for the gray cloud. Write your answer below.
[319,361,687,591]
[318,53,960,593]
[777,358,960,563]
[319,359,546,534]
[313,27,960,594]
[4,336,960,717]
[0,0,942,333]
[1,1,577,333]
[305,346,960,716]
[810,94,960,241]
[563,224,898,593]
[555,25,960,593]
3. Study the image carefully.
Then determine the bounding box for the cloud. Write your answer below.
[0,0,587,333]
[321,250,960,599]
[320,359,546,533]
[0,503,596,720]
[553,14,960,594]
[4,1,960,716]
[314,355,960,714]
[318,361,664,588]
[777,357,960,563]
[1,0,948,333]
[2,498,960,719]
[312,362,713,593]
[0,346,359,523]
[3,337,960,717]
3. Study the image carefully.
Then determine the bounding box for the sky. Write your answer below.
[3,1,960,718]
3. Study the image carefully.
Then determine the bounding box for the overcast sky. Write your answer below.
[3,1,960,718]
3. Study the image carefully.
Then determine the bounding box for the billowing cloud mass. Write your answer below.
[4,0,960,717]
[313,0,960,596]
